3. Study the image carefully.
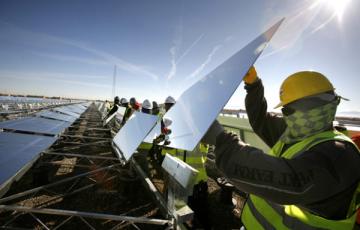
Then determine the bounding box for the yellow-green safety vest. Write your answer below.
[242,130,360,230]
[138,142,153,151]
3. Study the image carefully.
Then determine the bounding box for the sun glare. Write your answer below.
[316,0,352,20]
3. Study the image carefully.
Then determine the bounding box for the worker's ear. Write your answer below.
[202,120,224,145]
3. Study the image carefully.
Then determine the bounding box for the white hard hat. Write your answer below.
[120,98,128,104]
[165,96,175,104]
[142,99,152,109]
[163,118,172,127]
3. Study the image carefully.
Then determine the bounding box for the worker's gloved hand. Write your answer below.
[201,120,224,145]
[153,134,165,144]
[243,66,258,84]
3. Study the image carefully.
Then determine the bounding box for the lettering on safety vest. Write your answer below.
[233,164,315,188]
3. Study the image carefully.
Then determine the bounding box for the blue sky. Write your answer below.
[0,0,359,113]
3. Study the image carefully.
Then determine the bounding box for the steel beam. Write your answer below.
[0,205,172,225]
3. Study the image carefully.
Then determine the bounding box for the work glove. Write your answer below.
[201,120,224,145]
[243,66,258,84]
[153,134,165,144]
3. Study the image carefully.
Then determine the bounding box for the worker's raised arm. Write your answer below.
[244,67,286,147]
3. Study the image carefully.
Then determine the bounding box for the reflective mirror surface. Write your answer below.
[104,107,126,125]
[115,106,126,122]
[162,153,198,189]
[0,117,71,136]
[143,122,161,143]
[37,111,77,122]
[113,111,158,161]
[0,132,56,187]
[53,107,80,117]
[164,19,283,151]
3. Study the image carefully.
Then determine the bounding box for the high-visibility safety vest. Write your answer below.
[242,130,360,230]
[138,142,153,151]
[162,143,209,183]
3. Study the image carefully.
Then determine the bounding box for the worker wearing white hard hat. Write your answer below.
[152,101,160,116]
[141,99,152,114]
[164,96,175,112]
[120,98,128,106]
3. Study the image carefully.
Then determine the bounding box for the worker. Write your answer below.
[141,99,152,114]
[202,67,360,229]
[137,100,161,159]
[138,99,154,153]
[152,101,160,116]
[133,100,154,175]
[164,96,175,112]
[119,98,128,107]
[104,100,111,112]
[151,96,177,162]
[103,96,120,121]
[130,97,140,111]
[150,96,177,160]
[121,97,139,126]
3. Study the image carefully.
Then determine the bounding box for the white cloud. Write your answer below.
[0,21,159,80]
[186,44,223,80]
[176,34,204,65]
[0,70,110,88]
[166,19,183,80]
[32,52,111,66]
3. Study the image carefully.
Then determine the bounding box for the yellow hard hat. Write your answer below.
[274,71,335,108]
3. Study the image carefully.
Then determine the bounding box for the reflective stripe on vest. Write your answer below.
[242,130,360,230]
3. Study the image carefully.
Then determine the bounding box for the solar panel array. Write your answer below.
[0,103,89,196]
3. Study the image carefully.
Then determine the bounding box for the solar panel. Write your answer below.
[65,104,85,114]
[103,107,126,125]
[162,154,198,189]
[0,132,57,190]
[143,122,161,143]
[78,104,88,110]
[53,107,80,118]
[37,110,77,122]
[164,19,283,151]
[0,117,71,136]
[112,112,158,162]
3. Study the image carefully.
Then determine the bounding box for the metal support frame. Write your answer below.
[42,151,119,161]
[0,205,171,226]
[131,158,172,219]
[0,164,119,204]
[60,134,111,140]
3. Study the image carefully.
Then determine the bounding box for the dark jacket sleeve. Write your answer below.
[215,131,360,209]
[104,105,118,119]
[244,79,286,147]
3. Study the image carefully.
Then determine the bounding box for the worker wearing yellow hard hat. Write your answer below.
[203,67,360,230]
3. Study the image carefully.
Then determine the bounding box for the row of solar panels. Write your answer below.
[0,103,90,197]
[1,102,68,112]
